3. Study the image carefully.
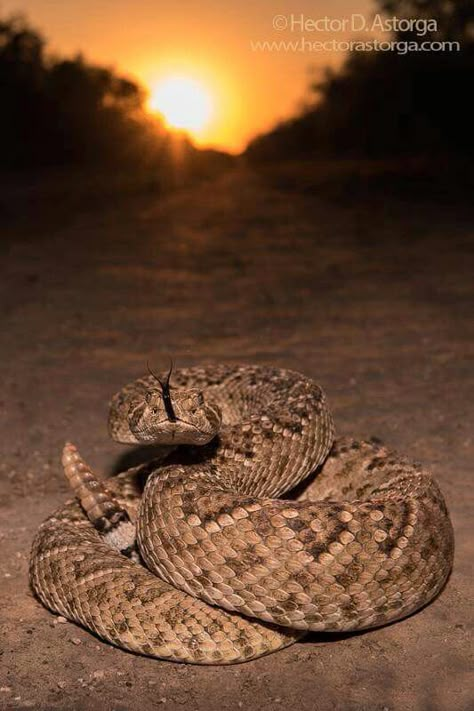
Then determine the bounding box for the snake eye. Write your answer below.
[197,393,204,406]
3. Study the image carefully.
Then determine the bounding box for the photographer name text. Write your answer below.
[272,14,438,38]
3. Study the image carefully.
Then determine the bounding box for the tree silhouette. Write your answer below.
[0,14,203,172]
[246,0,474,161]
[380,0,474,42]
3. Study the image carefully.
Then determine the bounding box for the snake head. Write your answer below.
[129,386,221,445]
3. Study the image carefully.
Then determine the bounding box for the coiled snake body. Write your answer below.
[30,365,454,664]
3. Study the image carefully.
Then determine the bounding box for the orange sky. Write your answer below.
[3,0,375,152]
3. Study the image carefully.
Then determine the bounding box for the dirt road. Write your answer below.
[1,168,472,710]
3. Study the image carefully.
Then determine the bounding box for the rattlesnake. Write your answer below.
[30,365,454,664]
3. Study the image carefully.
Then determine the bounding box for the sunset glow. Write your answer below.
[148,76,214,137]
[3,0,375,151]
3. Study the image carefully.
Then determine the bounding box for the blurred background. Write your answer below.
[0,0,473,193]
[1,2,473,710]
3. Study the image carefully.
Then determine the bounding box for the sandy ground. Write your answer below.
[1,168,472,710]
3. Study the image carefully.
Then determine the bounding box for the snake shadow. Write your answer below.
[107,437,222,478]
[107,444,170,477]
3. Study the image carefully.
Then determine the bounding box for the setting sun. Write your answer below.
[148,76,213,136]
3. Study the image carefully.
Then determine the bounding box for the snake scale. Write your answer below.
[30,365,454,664]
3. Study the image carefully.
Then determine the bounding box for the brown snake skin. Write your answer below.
[30,365,454,664]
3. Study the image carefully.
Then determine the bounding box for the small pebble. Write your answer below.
[55,616,68,624]
[92,671,105,680]
[70,637,82,645]
[57,681,66,689]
